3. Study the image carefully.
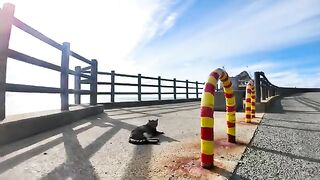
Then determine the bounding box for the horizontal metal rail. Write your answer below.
[12,17,62,50]
[8,49,60,72]
[70,51,92,65]
[6,83,60,93]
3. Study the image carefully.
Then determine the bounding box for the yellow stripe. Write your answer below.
[226,114,236,121]
[201,92,214,107]
[207,76,217,86]
[201,139,214,155]
[220,72,227,81]
[200,117,214,127]
[226,97,235,106]
[227,127,235,136]
[245,119,251,123]
[224,87,233,94]
[226,111,235,116]
[222,79,231,86]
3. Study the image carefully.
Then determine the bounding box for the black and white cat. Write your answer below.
[129,119,164,144]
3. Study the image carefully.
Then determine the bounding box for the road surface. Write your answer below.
[232,92,320,179]
[0,101,263,179]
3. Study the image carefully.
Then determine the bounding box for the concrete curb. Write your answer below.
[0,105,104,146]
[255,95,281,113]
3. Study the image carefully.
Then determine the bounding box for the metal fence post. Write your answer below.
[196,81,199,99]
[254,72,261,103]
[111,70,115,103]
[90,59,97,105]
[261,85,266,100]
[138,73,141,101]
[158,76,161,100]
[0,3,15,120]
[74,66,81,104]
[186,80,189,99]
[173,78,176,100]
[60,42,70,110]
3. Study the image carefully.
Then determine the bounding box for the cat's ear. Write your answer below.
[155,119,158,122]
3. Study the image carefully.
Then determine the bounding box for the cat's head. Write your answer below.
[148,119,158,128]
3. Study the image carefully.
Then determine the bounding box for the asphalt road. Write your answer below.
[232,92,320,180]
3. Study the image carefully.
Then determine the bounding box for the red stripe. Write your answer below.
[201,153,213,165]
[210,72,219,79]
[224,82,232,88]
[246,107,251,111]
[247,89,252,93]
[227,121,235,128]
[204,83,215,94]
[246,98,251,103]
[200,106,213,118]
[246,114,252,119]
[251,102,255,106]
[225,93,234,98]
[252,115,255,118]
[201,127,213,141]
[226,106,235,112]
[228,135,236,143]
[221,73,228,81]
[251,96,256,99]
[251,110,255,114]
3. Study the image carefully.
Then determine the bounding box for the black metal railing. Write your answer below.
[254,71,320,103]
[92,70,204,103]
[0,3,97,120]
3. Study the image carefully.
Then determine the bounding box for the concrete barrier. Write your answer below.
[0,105,104,146]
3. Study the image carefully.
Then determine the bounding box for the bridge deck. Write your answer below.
[0,102,263,179]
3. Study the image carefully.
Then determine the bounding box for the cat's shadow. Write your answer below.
[157,133,179,144]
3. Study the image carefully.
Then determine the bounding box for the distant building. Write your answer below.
[219,71,252,90]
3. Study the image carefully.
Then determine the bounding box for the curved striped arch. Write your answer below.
[245,80,255,123]
[200,68,236,169]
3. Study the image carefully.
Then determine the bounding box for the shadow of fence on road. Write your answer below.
[250,146,320,164]
[295,96,320,112]
[265,118,320,125]
[105,101,200,118]
[0,109,179,178]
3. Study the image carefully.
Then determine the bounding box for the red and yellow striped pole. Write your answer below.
[245,80,253,123]
[251,86,256,118]
[200,68,236,169]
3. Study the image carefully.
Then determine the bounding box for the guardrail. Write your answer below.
[94,70,204,103]
[0,3,95,120]
[254,71,320,105]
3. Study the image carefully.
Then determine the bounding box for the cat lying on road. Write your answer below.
[129,119,164,144]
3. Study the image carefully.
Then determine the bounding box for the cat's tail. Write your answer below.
[129,137,159,144]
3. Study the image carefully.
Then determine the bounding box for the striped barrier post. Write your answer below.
[200,68,236,169]
[251,86,256,118]
[245,80,254,123]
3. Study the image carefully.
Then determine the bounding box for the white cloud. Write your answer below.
[135,0,320,69]
[3,0,192,80]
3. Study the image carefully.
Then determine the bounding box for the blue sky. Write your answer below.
[3,0,320,89]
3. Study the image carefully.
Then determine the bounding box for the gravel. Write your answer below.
[232,92,320,180]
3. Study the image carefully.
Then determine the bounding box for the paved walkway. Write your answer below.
[233,92,320,179]
[0,101,262,179]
